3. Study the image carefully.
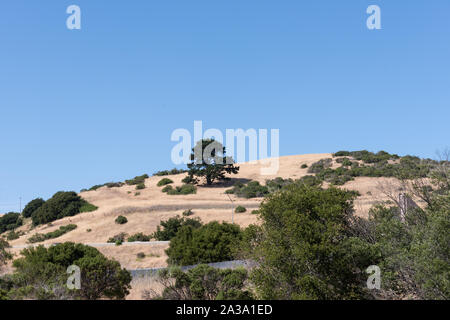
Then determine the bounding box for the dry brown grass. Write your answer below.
[6,153,406,275]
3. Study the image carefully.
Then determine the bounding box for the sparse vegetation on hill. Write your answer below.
[166,221,242,266]
[31,191,97,226]
[226,181,269,198]
[6,230,24,241]
[108,233,127,244]
[162,184,197,195]
[153,168,187,176]
[125,174,149,186]
[127,233,151,242]
[157,178,173,187]
[81,182,125,192]
[151,216,202,241]
[135,183,146,190]
[27,224,77,244]
[303,150,443,186]
[235,206,247,213]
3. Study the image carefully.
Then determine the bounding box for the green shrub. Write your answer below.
[301,164,308,169]
[166,184,197,195]
[151,216,202,241]
[86,229,92,232]
[22,198,45,218]
[6,230,24,241]
[0,212,22,234]
[27,224,78,244]
[265,177,294,193]
[148,264,253,300]
[137,252,146,259]
[136,183,146,190]
[181,175,197,184]
[182,209,194,216]
[11,242,131,300]
[308,158,333,174]
[235,206,246,213]
[135,192,141,196]
[153,168,187,176]
[226,181,269,198]
[125,174,149,186]
[31,192,95,226]
[79,202,98,213]
[157,178,174,187]
[0,239,12,270]
[127,233,151,242]
[115,216,128,225]
[166,221,242,266]
[161,185,173,193]
[107,233,127,244]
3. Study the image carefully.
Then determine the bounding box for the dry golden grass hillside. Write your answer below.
[6,153,410,272]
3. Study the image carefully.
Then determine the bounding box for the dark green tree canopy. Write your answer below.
[166,221,242,266]
[246,185,380,300]
[0,212,22,234]
[10,242,131,300]
[31,191,93,226]
[187,139,239,185]
[22,198,45,218]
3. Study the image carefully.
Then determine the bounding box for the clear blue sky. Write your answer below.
[1,1,449,212]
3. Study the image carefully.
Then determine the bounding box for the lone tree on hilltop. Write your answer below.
[186,139,239,185]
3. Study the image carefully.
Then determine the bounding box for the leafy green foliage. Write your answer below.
[22,198,45,218]
[0,212,22,233]
[147,264,253,300]
[182,209,194,216]
[163,184,197,195]
[226,181,269,198]
[157,178,174,187]
[135,183,146,190]
[166,221,242,266]
[245,185,380,299]
[125,174,149,186]
[79,202,98,213]
[107,233,127,244]
[186,139,239,185]
[307,158,332,174]
[0,239,12,270]
[127,233,151,242]
[307,151,440,186]
[6,230,24,241]
[151,216,202,241]
[27,224,77,244]
[153,168,187,176]
[9,242,131,300]
[31,192,96,226]
[115,216,128,225]
[84,182,125,192]
[235,206,246,213]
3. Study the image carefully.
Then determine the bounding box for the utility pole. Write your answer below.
[226,194,235,224]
